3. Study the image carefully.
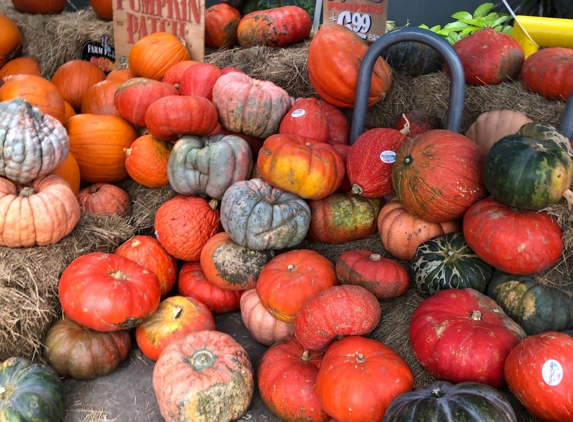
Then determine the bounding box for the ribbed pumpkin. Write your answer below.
[463,197,563,275]
[168,134,253,199]
[257,133,345,200]
[178,63,222,100]
[154,195,221,261]
[51,151,81,195]
[220,178,311,250]
[128,32,191,80]
[161,60,199,87]
[237,5,311,48]
[0,174,81,247]
[0,57,41,78]
[0,98,69,184]
[205,3,242,49]
[0,74,66,123]
[114,77,179,127]
[347,128,408,197]
[106,68,133,83]
[521,47,573,100]
[307,194,383,244]
[307,23,392,108]
[200,232,274,291]
[211,71,292,138]
[77,183,131,216]
[51,60,107,111]
[336,249,410,299]
[43,317,131,380]
[11,0,66,14]
[90,0,113,20]
[392,129,488,223]
[125,135,173,188]
[0,13,22,69]
[377,196,461,262]
[81,79,122,116]
[66,114,138,183]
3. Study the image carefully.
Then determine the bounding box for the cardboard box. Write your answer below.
[323,0,388,43]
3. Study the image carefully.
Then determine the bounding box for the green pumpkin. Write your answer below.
[383,380,517,422]
[383,40,443,77]
[410,232,493,295]
[486,270,573,335]
[0,357,65,421]
[519,122,573,160]
[482,123,573,211]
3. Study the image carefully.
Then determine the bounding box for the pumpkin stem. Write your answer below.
[369,254,381,261]
[173,307,183,319]
[89,184,101,194]
[430,387,445,398]
[563,189,573,211]
[399,114,411,135]
[264,195,275,205]
[351,184,364,195]
[0,385,10,400]
[355,353,365,363]
[301,350,311,361]
[109,270,128,280]
[470,310,482,321]
[188,350,215,369]
[18,187,36,197]
[131,237,141,247]
[287,264,296,272]
[208,199,219,210]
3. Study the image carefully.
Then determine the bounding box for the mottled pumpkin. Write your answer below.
[205,3,242,49]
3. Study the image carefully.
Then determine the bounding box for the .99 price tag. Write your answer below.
[325,0,388,43]
[335,11,372,39]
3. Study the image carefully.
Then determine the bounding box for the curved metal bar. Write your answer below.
[350,27,466,144]
[560,91,573,140]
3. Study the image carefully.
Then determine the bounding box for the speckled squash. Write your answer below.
[220,178,311,250]
[153,330,254,422]
[200,232,274,291]
[0,98,69,184]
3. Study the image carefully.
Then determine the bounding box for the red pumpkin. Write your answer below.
[335,250,410,299]
[178,63,222,100]
[77,183,131,216]
[154,195,221,261]
[332,144,352,193]
[521,47,573,101]
[58,252,162,332]
[294,285,381,351]
[205,3,242,49]
[393,110,444,138]
[114,77,179,127]
[463,197,563,275]
[161,60,199,88]
[257,133,346,200]
[504,331,573,422]
[114,235,178,298]
[256,249,338,323]
[410,288,527,388]
[135,295,216,361]
[315,336,414,422]
[11,0,66,14]
[258,336,329,422]
[392,129,488,223]
[347,128,408,197]
[178,262,242,314]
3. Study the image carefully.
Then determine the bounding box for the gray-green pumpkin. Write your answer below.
[221,178,310,250]
[167,134,253,199]
[410,232,493,295]
[486,270,573,335]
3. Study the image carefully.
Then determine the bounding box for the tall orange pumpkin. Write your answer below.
[11,0,66,14]
[129,32,191,80]
[307,24,392,108]
[66,114,138,183]
[0,57,41,78]
[0,74,66,123]
[51,60,107,111]
[0,14,22,69]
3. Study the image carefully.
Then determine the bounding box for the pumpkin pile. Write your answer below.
[1,9,573,421]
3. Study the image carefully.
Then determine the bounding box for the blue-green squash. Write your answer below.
[383,40,443,77]
[410,232,493,295]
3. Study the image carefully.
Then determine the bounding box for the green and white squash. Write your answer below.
[482,123,573,211]
[0,98,69,184]
[383,380,517,422]
[410,232,493,295]
[486,270,573,335]
[167,134,253,200]
[0,356,65,421]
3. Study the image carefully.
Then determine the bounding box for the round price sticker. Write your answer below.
[542,359,563,386]
[380,150,396,163]
[291,109,306,118]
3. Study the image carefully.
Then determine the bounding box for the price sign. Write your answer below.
[323,0,388,43]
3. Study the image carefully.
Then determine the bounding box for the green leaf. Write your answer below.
[451,11,472,20]
[443,22,469,30]
[490,16,510,27]
[455,17,481,26]
[460,27,477,36]
[474,2,494,17]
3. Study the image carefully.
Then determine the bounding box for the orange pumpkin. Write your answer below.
[129,32,191,80]
[11,0,66,14]
[205,3,242,49]
[63,101,76,123]
[106,68,132,83]
[66,114,138,183]
[378,196,461,261]
[307,24,392,108]
[0,14,22,69]
[0,74,66,123]
[81,79,122,116]
[0,57,41,78]
[77,183,131,216]
[50,152,81,195]
[90,0,113,20]
[257,133,345,200]
[51,60,107,111]
[125,135,173,188]
[154,195,221,261]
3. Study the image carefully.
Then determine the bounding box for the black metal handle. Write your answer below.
[560,91,573,140]
[350,27,466,144]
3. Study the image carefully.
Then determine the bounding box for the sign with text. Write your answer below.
[323,0,388,43]
[113,0,205,68]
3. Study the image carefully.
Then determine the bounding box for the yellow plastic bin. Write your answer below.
[512,15,573,58]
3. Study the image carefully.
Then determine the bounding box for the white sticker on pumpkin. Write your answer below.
[380,151,396,163]
[291,109,306,118]
[542,359,563,386]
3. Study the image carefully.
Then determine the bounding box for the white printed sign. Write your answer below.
[323,0,388,43]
